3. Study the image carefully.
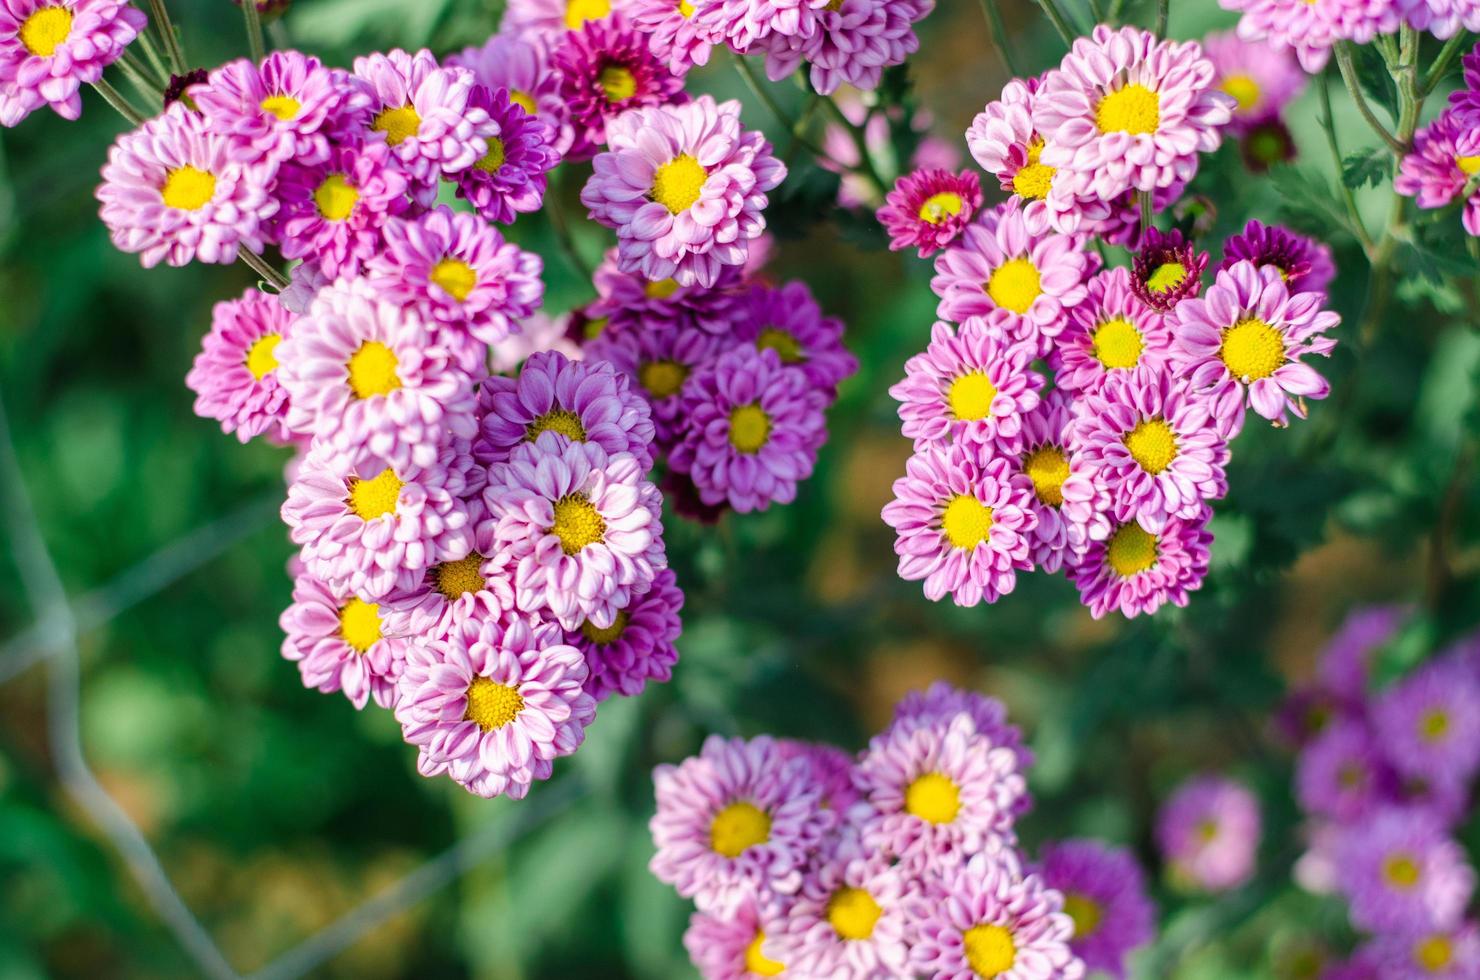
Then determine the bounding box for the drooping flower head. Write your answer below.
[728,280,858,395]
[552,15,686,157]
[769,854,912,979]
[1333,807,1476,935]
[754,0,932,97]
[1130,227,1209,313]
[1317,603,1407,704]
[279,570,407,710]
[1054,266,1171,396]
[1069,507,1213,619]
[1201,29,1306,134]
[1156,774,1261,892]
[185,287,297,444]
[1219,219,1337,296]
[1373,657,1480,785]
[272,138,410,279]
[193,52,357,167]
[878,167,983,258]
[1037,840,1155,979]
[352,48,483,189]
[452,84,560,224]
[1395,109,1480,238]
[0,0,145,124]
[563,565,683,701]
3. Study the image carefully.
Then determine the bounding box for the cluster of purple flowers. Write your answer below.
[879,25,1342,619]
[650,683,1157,979]
[1398,42,1480,239]
[1280,608,1480,977]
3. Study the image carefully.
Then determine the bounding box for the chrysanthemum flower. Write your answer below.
[632,0,716,75]
[278,276,477,471]
[1403,0,1480,36]
[1069,506,1213,619]
[1314,605,1405,703]
[563,566,682,701]
[1011,391,1106,572]
[730,280,858,394]
[501,0,633,38]
[475,350,656,470]
[755,0,931,96]
[683,894,792,980]
[930,203,1091,352]
[1130,228,1208,313]
[186,287,297,444]
[447,31,572,154]
[1239,117,1297,172]
[1373,658,1480,784]
[1220,0,1399,73]
[585,317,721,449]
[485,433,665,630]
[878,167,983,258]
[0,0,145,123]
[1170,260,1340,430]
[97,103,278,268]
[650,734,830,915]
[1396,109,1480,238]
[1033,26,1233,201]
[279,570,407,710]
[769,854,912,978]
[1037,839,1155,980]
[1201,29,1306,134]
[689,0,825,49]
[1361,921,1480,980]
[1155,774,1261,892]
[193,52,356,167]
[909,851,1085,980]
[379,516,517,639]
[1334,807,1475,934]
[552,16,686,158]
[1054,267,1171,396]
[453,84,559,224]
[1070,365,1229,533]
[281,441,475,600]
[587,247,745,335]
[1295,718,1395,822]
[669,346,827,513]
[1219,219,1336,296]
[395,616,597,799]
[272,139,410,279]
[352,48,483,190]
[887,681,1034,791]
[580,95,786,288]
[777,739,861,812]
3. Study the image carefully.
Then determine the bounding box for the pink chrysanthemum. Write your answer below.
[1068,506,1213,619]
[730,280,858,394]
[281,441,475,600]
[1361,922,1480,980]
[580,94,786,288]
[1219,219,1336,296]
[1402,0,1480,36]
[272,139,410,279]
[689,0,826,49]
[909,851,1085,980]
[887,681,1034,792]
[475,349,657,471]
[632,0,716,75]
[669,345,827,513]
[193,52,356,167]
[453,84,559,224]
[97,102,278,268]
[552,16,686,158]
[769,854,912,978]
[649,734,830,915]
[1396,109,1480,238]
[1010,391,1104,572]
[1170,260,1340,430]
[447,31,572,154]
[878,167,983,258]
[587,247,744,335]
[185,287,297,444]
[1131,227,1209,313]
[1054,267,1171,396]
[1033,26,1234,201]
[352,48,483,190]
[562,565,682,701]
[754,0,931,96]
[279,570,407,710]
[1333,807,1475,934]
[378,516,518,640]
[395,616,597,799]
[682,894,793,980]
[1295,718,1396,822]
[0,0,144,123]
[1317,604,1407,703]
[1373,658,1480,784]
[485,433,665,631]
[501,0,633,38]
[777,739,862,812]
[277,276,477,471]
[1220,0,1400,73]
[1156,774,1261,892]
[585,316,722,450]
[1037,839,1155,980]
[1201,29,1306,133]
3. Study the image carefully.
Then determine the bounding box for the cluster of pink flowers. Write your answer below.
[1279,608,1480,977]
[1398,42,1480,239]
[1221,0,1476,73]
[650,683,1156,979]
[880,25,1342,620]
[0,0,145,126]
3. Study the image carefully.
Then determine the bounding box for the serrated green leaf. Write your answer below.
[1341,147,1392,189]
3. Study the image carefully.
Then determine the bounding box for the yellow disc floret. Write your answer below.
[1218,74,1261,112]
[941,495,993,551]
[638,359,689,398]
[1106,523,1158,577]
[743,932,784,977]
[430,258,478,302]
[1023,445,1070,507]
[464,677,525,731]
[435,553,486,600]
[565,0,611,28]
[729,404,772,453]
[550,493,607,555]
[161,166,217,211]
[905,772,961,824]
[756,327,804,363]
[527,408,587,442]
[347,468,403,521]
[948,371,997,421]
[826,887,882,941]
[314,173,359,221]
[338,598,383,654]
[1420,709,1451,743]
[651,154,707,214]
[709,801,771,857]
[1382,853,1422,890]
[373,104,421,146]
[1415,935,1454,972]
[962,923,1017,977]
[245,334,282,380]
[1095,83,1161,135]
[598,64,637,102]
[1091,317,1144,369]
[918,191,965,225]
[346,340,402,398]
[1219,317,1285,380]
[1145,262,1187,295]
[1124,418,1177,474]
[581,610,630,646]
[1457,155,1480,176]
[986,257,1042,314]
[19,6,71,57]
[1062,893,1103,938]
[477,137,507,174]
[260,94,302,120]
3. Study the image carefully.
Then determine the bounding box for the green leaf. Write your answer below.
[1341,147,1392,189]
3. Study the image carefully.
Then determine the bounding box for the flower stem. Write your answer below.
[545,175,594,281]
[132,29,171,85]
[976,0,1020,75]
[1421,30,1470,97]
[818,94,889,204]
[114,52,164,110]
[1317,70,1374,253]
[241,0,265,63]
[1153,0,1168,36]
[238,249,289,291]
[1032,0,1077,47]
[1333,42,1405,154]
[90,78,146,125]
[145,0,187,75]
[1138,191,1153,235]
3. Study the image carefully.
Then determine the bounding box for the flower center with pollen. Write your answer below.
[1107,523,1158,577]
[948,371,997,421]
[346,340,402,398]
[581,610,630,646]
[1024,445,1070,507]
[963,924,1016,977]
[1456,155,1480,176]
[638,359,688,398]
[1096,83,1161,135]
[756,327,804,363]
[338,598,382,653]
[565,0,611,28]
[905,772,961,824]
[645,277,681,299]
[1145,262,1187,294]
[435,553,486,599]
[19,6,71,56]
[1420,709,1451,742]
[314,173,358,221]
[941,495,993,551]
[1219,74,1261,112]
[1415,935,1454,971]
[598,64,636,102]
[1124,418,1177,474]
[1220,317,1285,380]
[509,89,537,114]
[245,334,281,380]
[1382,853,1422,890]
[1062,893,1103,938]
[526,408,587,442]
[477,137,506,173]
[827,888,882,941]
[161,166,217,211]
[260,94,302,120]
[464,677,524,731]
[1012,137,1054,200]
[1092,316,1144,369]
[918,191,965,225]
[651,154,707,214]
[550,493,606,554]
[986,257,1042,314]
[709,801,770,857]
[729,404,771,453]
[430,258,478,302]
[743,932,783,977]
[373,104,421,146]
[347,468,403,521]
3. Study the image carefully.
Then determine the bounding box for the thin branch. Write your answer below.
[91,78,146,125]
[1333,42,1405,154]
[731,52,830,161]
[1422,30,1472,97]
[237,249,290,291]
[1317,69,1375,253]
[241,0,265,63]
[144,0,187,75]
[976,0,1020,76]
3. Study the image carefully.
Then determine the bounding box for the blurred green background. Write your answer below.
[2,0,1479,977]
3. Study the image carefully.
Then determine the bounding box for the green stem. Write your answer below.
[1317,70,1374,253]
[1334,43,1405,153]
[976,0,1020,75]
[114,53,164,111]
[90,78,145,125]
[545,179,593,281]
[1107,0,1128,25]
[1086,0,1105,24]
[145,0,186,75]
[731,55,833,161]
[1153,0,1168,36]
[133,27,171,85]
[819,94,888,202]
[120,49,165,89]
[1032,0,1077,47]
[1138,190,1153,235]
[242,0,265,63]
[238,249,289,290]
[1422,30,1471,97]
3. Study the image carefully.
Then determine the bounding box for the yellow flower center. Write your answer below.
[584,316,609,340]
[638,359,689,398]
[19,6,71,57]
[314,173,359,221]
[527,408,587,442]
[1382,853,1422,890]
[434,552,486,599]
[477,137,506,174]
[598,64,636,102]
[948,371,997,421]
[709,801,771,857]
[1023,445,1069,507]
[509,89,537,114]
[918,191,965,225]
[941,494,993,551]
[651,154,707,214]
[347,468,403,521]
[985,257,1042,314]
[581,610,630,646]
[826,887,882,941]
[245,334,281,380]
[338,598,382,653]
[1062,893,1103,939]
[550,493,606,555]
[1415,936,1454,972]
[346,340,402,399]
[373,104,421,146]
[1219,317,1285,380]
[962,923,1016,977]
[644,277,681,299]
[1092,316,1144,369]
[729,403,771,453]
[743,931,784,977]
[1196,818,1220,843]
[904,772,961,824]
[161,166,217,211]
[260,94,302,120]
[1145,262,1187,294]
[1124,418,1177,474]
[1095,83,1161,135]
[565,0,611,28]
[1457,155,1480,176]
[1219,74,1261,112]
[1107,523,1158,577]
[1420,709,1451,742]
[464,676,524,731]
[1010,137,1054,200]
[756,327,805,363]
[429,257,478,302]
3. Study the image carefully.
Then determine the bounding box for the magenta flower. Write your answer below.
[888,681,1034,791]
[1130,228,1209,313]
[1201,29,1306,133]
[769,854,912,978]
[351,48,483,190]
[1373,658,1480,785]
[97,103,278,268]
[279,570,407,710]
[878,167,983,258]
[1219,219,1336,296]
[193,52,357,167]
[1396,109,1480,238]
[682,894,792,980]
[1220,0,1399,73]
[580,95,786,288]
[185,287,297,444]
[563,566,682,701]
[0,0,144,124]
[1295,718,1395,822]
[755,0,931,96]
[272,139,410,279]
[1037,840,1155,979]
[585,317,721,450]
[1011,391,1104,572]
[447,31,572,155]
[730,280,857,394]
[587,247,745,335]
[1317,604,1407,703]
[453,84,559,224]
[777,739,861,812]
[1333,807,1475,934]
[1068,506,1213,619]
[1156,774,1261,892]
[1361,922,1480,980]
[395,616,597,799]
[631,0,716,75]
[1054,267,1171,397]
[552,15,685,158]
[378,517,518,640]
[501,0,633,38]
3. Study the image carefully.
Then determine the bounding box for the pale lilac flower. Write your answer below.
[0,0,145,123]
[1156,774,1261,892]
[501,0,634,38]
[563,566,683,701]
[1396,109,1480,237]
[682,894,792,980]
[888,681,1034,790]
[446,31,572,154]
[730,280,858,394]
[689,0,826,49]
[453,84,559,224]
[1037,840,1155,980]
[631,0,716,75]
[552,16,686,158]
[379,516,518,639]
[1053,267,1171,397]
[1295,718,1396,822]
[279,570,406,710]
[272,139,410,279]
[1069,507,1213,619]
[755,0,932,96]
[769,854,912,978]
[185,287,297,444]
[1221,0,1400,72]
[1219,219,1337,295]
[878,167,983,258]
[584,317,722,449]
[1201,29,1306,133]
[1334,807,1475,934]
[1012,391,1103,572]
[1361,922,1480,980]
[1373,658,1480,784]
[1131,227,1209,313]
[777,739,861,812]
[1402,0,1480,36]
[1317,604,1407,703]
[193,52,355,167]
[352,48,484,189]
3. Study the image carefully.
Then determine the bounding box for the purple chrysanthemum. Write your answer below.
[1317,604,1407,704]
[777,739,861,813]
[887,681,1034,792]
[1361,922,1480,980]
[689,0,825,49]
[585,316,721,450]
[193,52,357,168]
[1373,658,1480,785]
[769,853,912,978]
[552,16,686,158]
[0,0,144,124]
[1220,0,1400,73]
[447,31,572,154]
[1037,840,1155,979]
[730,280,858,394]
[631,0,716,75]
[754,0,931,96]
[279,570,407,710]
[1156,774,1261,892]
[378,516,518,640]
[1402,0,1480,36]
[1396,109,1480,238]
[563,565,682,701]
[1295,717,1396,822]
[185,287,297,444]
[452,84,559,224]
[1219,219,1337,296]
[580,95,786,288]
[1201,29,1306,133]
[352,48,483,191]
[1333,807,1475,934]
[1130,228,1209,313]
[1069,506,1213,619]
[1053,267,1171,396]
[587,247,746,336]
[272,138,410,279]
[682,894,792,980]
[878,167,983,258]
[1010,391,1105,572]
